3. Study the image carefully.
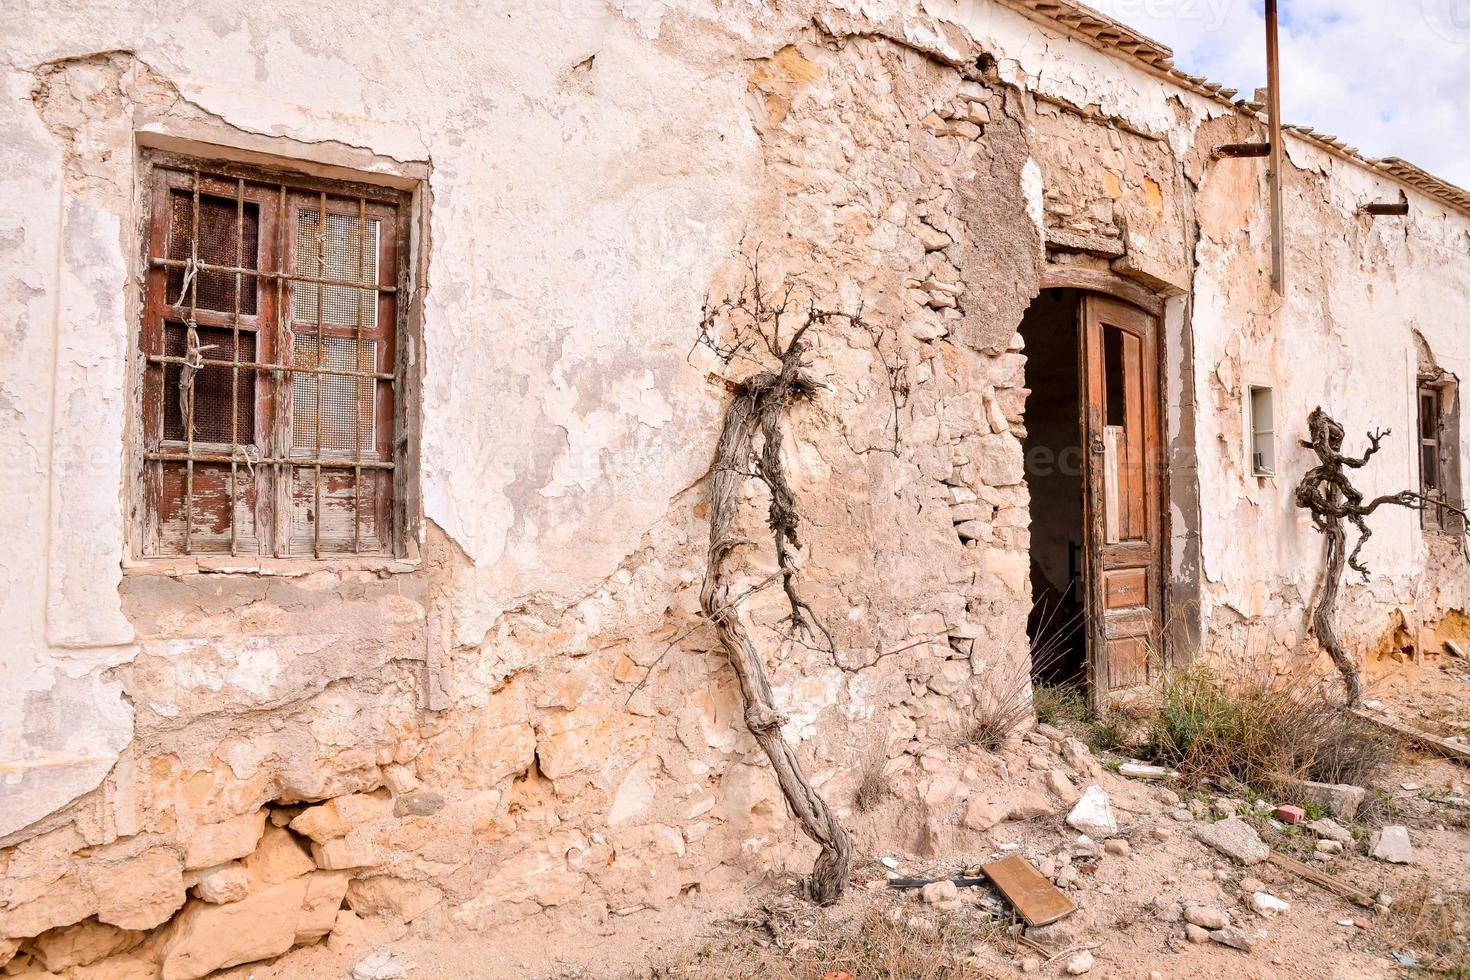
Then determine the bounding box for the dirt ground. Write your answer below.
[226,652,1470,980]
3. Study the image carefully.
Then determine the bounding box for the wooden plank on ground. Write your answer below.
[885,876,988,891]
[980,854,1077,927]
[1349,707,1470,766]
[1267,852,1373,907]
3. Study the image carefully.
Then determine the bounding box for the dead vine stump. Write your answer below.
[1294,407,1418,706]
[702,364,852,904]
[692,252,897,905]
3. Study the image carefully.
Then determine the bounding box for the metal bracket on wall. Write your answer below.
[1361,200,1410,217]
[1212,143,1271,159]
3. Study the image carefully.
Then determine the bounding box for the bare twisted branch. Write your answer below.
[1294,406,1421,705]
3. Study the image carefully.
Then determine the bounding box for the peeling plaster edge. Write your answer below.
[27,49,429,175]
[456,475,712,656]
[0,677,134,849]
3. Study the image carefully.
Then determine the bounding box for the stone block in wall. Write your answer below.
[242,825,316,886]
[972,433,1025,487]
[452,843,583,929]
[0,872,93,939]
[981,550,1030,596]
[28,920,146,972]
[392,791,445,818]
[183,809,266,870]
[345,876,443,923]
[1045,227,1126,258]
[381,764,419,795]
[607,756,661,828]
[0,836,184,939]
[310,836,380,871]
[289,794,391,843]
[159,876,309,980]
[949,502,986,523]
[193,863,250,904]
[534,705,633,781]
[86,846,186,931]
[955,520,992,544]
[297,871,350,943]
[414,693,537,791]
[987,352,1027,388]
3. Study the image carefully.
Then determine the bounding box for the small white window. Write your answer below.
[1249,385,1275,477]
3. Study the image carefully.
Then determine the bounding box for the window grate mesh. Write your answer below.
[291,335,377,455]
[166,192,259,314]
[163,323,256,443]
[292,209,378,328]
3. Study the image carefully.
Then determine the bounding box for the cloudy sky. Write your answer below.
[1086,0,1470,188]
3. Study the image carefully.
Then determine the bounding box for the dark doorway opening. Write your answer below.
[1020,289,1087,688]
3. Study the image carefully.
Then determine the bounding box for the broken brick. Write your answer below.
[1274,804,1306,825]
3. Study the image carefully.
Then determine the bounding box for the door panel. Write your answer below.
[1081,295,1163,706]
[1103,567,1148,610]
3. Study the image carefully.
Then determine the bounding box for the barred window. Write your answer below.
[138,155,410,558]
[1418,382,1463,533]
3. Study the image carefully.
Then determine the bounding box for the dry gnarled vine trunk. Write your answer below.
[702,356,852,904]
[1294,407,1419,706]
[692,253,895,905]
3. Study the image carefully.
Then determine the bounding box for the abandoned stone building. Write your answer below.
[2,0,1467,975]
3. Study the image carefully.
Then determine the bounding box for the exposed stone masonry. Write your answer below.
[2,1,1467,975]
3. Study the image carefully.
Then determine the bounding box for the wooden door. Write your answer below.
[1080,295,1163,707]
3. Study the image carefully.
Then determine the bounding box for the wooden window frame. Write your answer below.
[1419,382,1450,531]
[1247,384,1275,478]
[130,150,420,566]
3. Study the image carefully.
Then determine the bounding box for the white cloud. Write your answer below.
[1087,0,1470,188]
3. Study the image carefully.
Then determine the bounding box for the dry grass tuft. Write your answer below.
[959,606,1077,751]
[1376,877,1470,976]
[1309,712,1399,787]
[1084,702,1148,754]
[961,673,1034,752]
[644,903,1005,980]
[1031,681,1086,727]
[852,730,893,813]
[1141,666,1396,792]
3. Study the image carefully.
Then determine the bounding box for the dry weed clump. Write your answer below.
[645,903,1005,980]
[1030,681,1085,728]
[1376,877,1470,975]
[852,730,893,813]
[1142,666,1396,792]
[961,667,1035,752]
[1084,702,1149,754]
[960,608,1077,751]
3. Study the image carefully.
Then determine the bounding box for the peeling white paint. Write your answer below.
[0,0,1465,935]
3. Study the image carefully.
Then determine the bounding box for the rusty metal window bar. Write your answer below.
[138,158,406,559]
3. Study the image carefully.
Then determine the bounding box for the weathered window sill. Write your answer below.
[123,555,420,577]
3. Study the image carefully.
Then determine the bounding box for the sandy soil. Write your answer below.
[228,655,1470,980]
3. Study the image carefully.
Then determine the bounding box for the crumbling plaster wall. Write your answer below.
[0,0,1466,969]
[947,0,1470,672]
[0,0,780,956]
[0,0,1060,965]
[1187,115,1470,672]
